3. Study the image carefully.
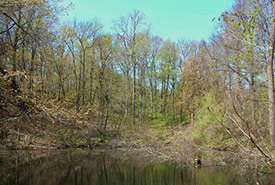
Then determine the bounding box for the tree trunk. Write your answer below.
[78,53,82,110]
[90,65,94,104]
[125,71,130,120]
[179,103,183,124]
[139,87,142,124]
[104,96,110,131]
[150,77,154,118]
[154,63,158,118]
[21,37,26,71]
[172,88,175,123]
[267,1,275,147]
[73,58,79,110]
[29,46,36,90]
[191,113,194,126]
[98,71,103,127]
[82,49,86,105]
[133,62,136,126]
[161,79,164,116]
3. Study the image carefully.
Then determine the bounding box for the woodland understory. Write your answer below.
[1,0,275,169]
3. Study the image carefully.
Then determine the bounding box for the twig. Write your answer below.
[0,23,15,34]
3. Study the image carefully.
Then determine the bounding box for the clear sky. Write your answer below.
[61,0,235,41]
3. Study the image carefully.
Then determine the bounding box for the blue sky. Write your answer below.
[61,0,235,41]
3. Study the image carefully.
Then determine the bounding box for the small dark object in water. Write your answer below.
[195,158,201,167]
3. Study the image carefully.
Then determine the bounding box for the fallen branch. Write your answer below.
[232,105,275,163]
[207,107,249,152]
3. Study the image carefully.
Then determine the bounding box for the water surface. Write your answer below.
[0,149,274,185]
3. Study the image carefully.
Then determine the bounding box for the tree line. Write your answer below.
[1,0,275,155]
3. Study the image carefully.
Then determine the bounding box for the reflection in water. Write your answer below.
[0,150,274,185]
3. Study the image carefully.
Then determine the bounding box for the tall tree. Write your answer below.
[93,34,115,130]
[61,24,79,109]
[178,40,199,124]
[114,10,148,126]
[158,40,179,121]
[75,20,102,106]
[148,36,163,119]
[268,0,275,147]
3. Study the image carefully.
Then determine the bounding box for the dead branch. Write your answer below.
[207,107,249,152]
[232,105,275,163]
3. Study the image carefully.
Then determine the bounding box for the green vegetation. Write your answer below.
[0,0,275,167]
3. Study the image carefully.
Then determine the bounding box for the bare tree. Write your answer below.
[114,10,148,126]
[75,20,102,106]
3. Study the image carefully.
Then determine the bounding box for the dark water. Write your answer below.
[0,149,274,185]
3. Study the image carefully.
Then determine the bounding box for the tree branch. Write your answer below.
[207,107,249,151]
[0,23,15,34]
[2,12,35,40]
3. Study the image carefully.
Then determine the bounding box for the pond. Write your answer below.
[0,149,274,185]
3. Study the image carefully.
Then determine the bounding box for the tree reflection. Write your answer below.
[0,150,274,185]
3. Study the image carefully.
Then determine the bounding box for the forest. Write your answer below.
[1,0,275,167]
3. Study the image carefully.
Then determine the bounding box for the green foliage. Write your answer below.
[69,137,88,147]
[133,139,146,147]
[89,137,102,147]
[192,90,228,146]
[150,119,167,130]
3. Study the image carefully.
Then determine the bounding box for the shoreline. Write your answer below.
[0,143,274,172]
